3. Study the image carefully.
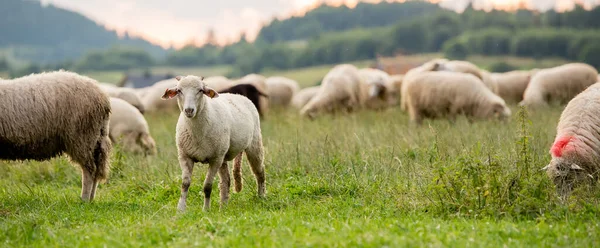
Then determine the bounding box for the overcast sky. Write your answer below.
[38,0,600,48]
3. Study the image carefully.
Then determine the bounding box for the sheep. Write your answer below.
[161,75,266,212]
[404,71,511,124]
[544,83,600,200]
[358,68,391,110]
[139,78,179,113]
[265,76,300,107]
[204,76,235,92]
[300,64,366,119]
[219,84,269,117]
[489,70,537,104]
[234,74,269,116]
[520,63,598,109]
[387,74,404,106]
[435,60,497,92]
[400,59,448,111]
[98,83,145,114]
[0,70,111,201]
[109,97,157,155]
[291,86,320,110]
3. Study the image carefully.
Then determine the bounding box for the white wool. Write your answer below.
[265,76,300,107]
[109,98,156,155]
[291,86,320,110]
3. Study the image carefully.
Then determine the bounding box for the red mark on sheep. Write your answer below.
[551,135,573,157]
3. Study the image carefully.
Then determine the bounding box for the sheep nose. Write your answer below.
[184,108,194,115]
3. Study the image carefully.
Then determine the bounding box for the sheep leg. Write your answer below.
[203,159,223,211]
[90,180,99,201]
[80,168,94,201]
[233,153,243,193]
[177,156,194,212]
[218,162,231,208]
[246,139,266,198]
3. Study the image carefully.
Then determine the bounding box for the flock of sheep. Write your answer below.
[1,58,599,210]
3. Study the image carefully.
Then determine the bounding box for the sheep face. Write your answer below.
[161,75,219,118]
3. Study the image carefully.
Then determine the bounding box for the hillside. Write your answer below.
[256,1,442,43]
[0,0,167,63]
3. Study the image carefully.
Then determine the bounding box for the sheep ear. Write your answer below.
[161,87,178,100]
[175,76,182,81]
[571,163,583,170]
[203,87,219,98]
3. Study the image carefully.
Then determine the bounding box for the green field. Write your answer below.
[2,58,599,247]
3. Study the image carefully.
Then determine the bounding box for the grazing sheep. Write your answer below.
[139,78,179,113]
[219,84,268,117]
[109,98,157,155]
[404,71,511,124]
[300,64,366,118]
[544,83,600,199]
[520,63,598,108]
[234,74,269,116]
[387,74,404,106]
[0,71,111,201]
[265,76,300,107]
[291,86,320,110]
[490,70,536,104]
[98,83,145,114]
[400,59,448,111]
[435,60,497,92]
[358,68,391,110]
[161,75,266,212]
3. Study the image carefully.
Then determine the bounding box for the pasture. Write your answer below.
[1,59,600,247]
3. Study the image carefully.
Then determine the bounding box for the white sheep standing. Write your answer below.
[265,76,300,107]
[161,75,266,212]
[520,63,598,108]
[0,71,112,201]
[109,97,157,155]
[544,83,600,199]
[404,71,511,124]
[291,86,320,110]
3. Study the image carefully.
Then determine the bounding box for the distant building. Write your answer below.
[119,72,175,88]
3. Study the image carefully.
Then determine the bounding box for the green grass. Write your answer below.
[1,104,600,247]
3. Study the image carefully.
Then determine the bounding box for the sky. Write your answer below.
[38,0,600,49]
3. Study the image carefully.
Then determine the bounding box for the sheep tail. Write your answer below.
[233,152,243,193]
[94,120,112,182]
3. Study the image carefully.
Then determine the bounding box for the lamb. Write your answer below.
[139,78,179,113]
[300,64,366,118]
[0,71,111,201]
[219,83,269,117]
[109,97,157,155]
[543,83,600,199]
[98,83,145,114]
[489,70,537,104]
[234,74,269,116]
[161,75,266,212]
[404,71,511,124]
[520,63,598,108]
[291,86,320,110]
[265,76,300,107]
[387,74,404,106]
[358,68,391,110]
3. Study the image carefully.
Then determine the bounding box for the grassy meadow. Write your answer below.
[2,57,600,247]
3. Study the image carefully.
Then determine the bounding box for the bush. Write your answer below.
[579,44,600,70]
[443,39,468,60]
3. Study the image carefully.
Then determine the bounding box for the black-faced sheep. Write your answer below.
[0,71,111,201]
[219,83,269,118]
[520,63,598,108]
[109,98,157,155]
[161,75,266,212]
[404,71,511,124]
[544,83,600,199]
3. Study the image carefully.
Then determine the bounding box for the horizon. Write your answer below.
[39,0,600,49]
